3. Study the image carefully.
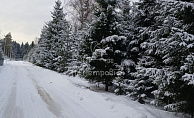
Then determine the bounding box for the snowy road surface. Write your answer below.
[0,61,181,118]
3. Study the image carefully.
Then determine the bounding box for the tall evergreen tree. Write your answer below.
[126,0,159,103]
[130,0,194,117]
[80,0,126,91]
[3,32,13,58]
[32,0,70,72]
[0,40,3,59]
[12,41,21,60]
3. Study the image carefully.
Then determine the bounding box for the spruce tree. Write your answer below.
[3,33,13,58]
[127,0,159,103]
[34,23,52,67]
[0,40,3,59]
[33,0,70,72]
[81,0,126,91]
[49,0,70,72]
[131,1,194,117]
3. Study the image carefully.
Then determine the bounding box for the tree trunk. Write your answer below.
[105,80,108,91]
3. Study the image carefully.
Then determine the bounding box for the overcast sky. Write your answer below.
[0,0,60,44]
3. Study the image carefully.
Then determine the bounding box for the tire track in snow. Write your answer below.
[32,78,62,118]
[26,65,98,118]
[1,66,24,118]
[24,66,62,118]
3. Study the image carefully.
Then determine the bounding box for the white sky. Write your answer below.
[0,0,139,44]
[0,0,60,44]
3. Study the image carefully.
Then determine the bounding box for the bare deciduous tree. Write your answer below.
[65,0,95,30]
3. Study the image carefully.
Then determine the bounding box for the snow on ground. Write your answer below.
[0,60,183,118]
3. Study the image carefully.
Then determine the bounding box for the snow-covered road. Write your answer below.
[0,61,181,118]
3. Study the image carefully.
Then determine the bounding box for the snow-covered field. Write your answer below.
[0,61,183,118]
